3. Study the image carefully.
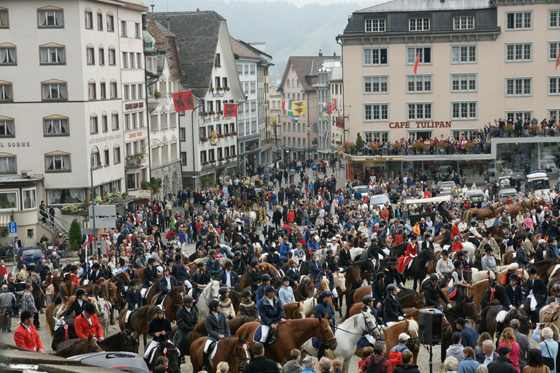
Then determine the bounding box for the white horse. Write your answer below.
[471,268,496,284]
[196,280,221,318]
[350,248,365,261]
[296,297,317,319]
[96,297,112,338]
[300,312,379,373]
[333,272,346,293]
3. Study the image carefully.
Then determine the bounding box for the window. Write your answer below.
[506,43,532,62]
[451,45,477,63]
[171,143,178,160]
[44,116,68,136]
[84,10,92,29]
[97,12,102,30]
[452,130,478,140]
[364,103,389,121]
[363,47,388,66]
[124,85,129,100]
[551,10,560,28]
[46,154,70,172]
[365,19,386,32]
[409,18,430,31]
[549,42,560,61]
[407,75,432,93]
[100,82,106,99]
[0,119,14,137]
[88,82,96,100]
[110,82,117,98]
[38,9,63,28]
[137,53,142,69]
[114,146,121,164]
[181,152,187,166]
[102,114,108,132]
[0,83,12,101]
[112,113,119,130]
[451,74,477,92]
[91,151,100,167]
[130,53,134,69]
[506,77,532,96]
[42,82,67,101]
[297,79,300,87]
[131,84,136,100]
[506,111,532,123]
[0,157,16,174]
[38,46,64,65]
[407,47,431,64]
[86,46,94,65]
[0,46,16,65]
[453,16,475,29]
[122,52,128,68]
[121,20,127,36]
[108,48,116,65]
[135,23,140,38]
[99,47,104,65]
[107,14,114,31]
[103,148,109,166]
[549,77,560,95]
[365,131,389,143]
[363,76,389,94]
[250,82,256,94]
[22,188,37,210]
[0,9,8,28]
[250,65,256,75]
[90,115,98,133]
[407,103,433,120]
[550,109,560,124]
[179,128,186,141]
[124,114,130,130]
[452,102,478,119]
[506,11,532,30]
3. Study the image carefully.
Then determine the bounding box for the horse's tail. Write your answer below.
[46,303,55,337]
[478,305,491,334]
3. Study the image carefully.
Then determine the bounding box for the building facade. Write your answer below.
[338,0,560,142]
[314,57,342,159]
[269,86,282,161]
[329,66,345,156]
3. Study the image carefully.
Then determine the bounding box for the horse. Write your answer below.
[197,280,221,317]
[353,286,424,309]
[301,312,379,373]
[151,285,184,322]
[190,335,250,373]
[118,304,155,351]
[236,318,337,365]
[43,271,61,300]
[96,297,112,338]
[471,269,496,284]
[31,279,44,315]
[408,248,437,292]
[147,340,180,373]
[478,305,531,340]
[342,265,363,318]
[51,316,77,351]
[480,279,506,310]
[294,277,315,302]
[283,297,317,319]
[98,330,138,353]
[54,334,103,357]
[439,296,481,362]
[532,259,560,285]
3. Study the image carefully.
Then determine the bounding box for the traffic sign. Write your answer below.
[8,221,17,237]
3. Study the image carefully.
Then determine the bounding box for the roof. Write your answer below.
[159,11,226,92]
[229,37,266,62]
[330,66,343,82]
[0,176,43,184]
[278,55,341,93]
[147,17,183,78]
[356,0,492,13]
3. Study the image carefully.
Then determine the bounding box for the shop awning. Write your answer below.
[0,215,12,227]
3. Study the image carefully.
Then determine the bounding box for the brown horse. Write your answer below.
[283,298,317,319]
[353,286,424,309]
[463,202,502,222]
[441,279,488,312]
[294,277,314,302]
[54,334,102,357]
[118,304,155,350]
[150,285,184,322]
[532,259,560,284]
[43,271,61,300]
[236,318,337,365]
[340,265,362,317]
[190,335,251,373]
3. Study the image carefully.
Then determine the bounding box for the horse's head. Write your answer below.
[320,275,330,289]
[351,264,362,285]
[236,336,251,371]
[206,280,220,300]
[335,273,346,293]
[123,330,139,353]
[86,334,103,354]
[160,341,180,373]
[317,317,337,351]
[406,319,420,349]
[171,286,185,309]
[97,299,111,321]
[362,312,381,339]
[463,295,481,323]
[413,292,425,308]
[442,316,453,334]
[266,266,282,288]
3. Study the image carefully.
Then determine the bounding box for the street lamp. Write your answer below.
[90,145,100,259]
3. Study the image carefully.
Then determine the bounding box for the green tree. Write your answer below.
[69,219,82,251]
[356,133,365,152]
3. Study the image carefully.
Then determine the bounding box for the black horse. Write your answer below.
[441,295,481,362]
[98,330,138,353]
[408,248,437,292]
[478,305,530,342]
[52,316,77,351]
[480,279,505,310]
[147,340,180,373]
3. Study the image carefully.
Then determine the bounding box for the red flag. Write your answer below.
[88,235,93,243]
[556,50,560,70]
[282,98,286,110]
[331,98,338,110]
[414,53,420,74]
[327,105,332,114]
[336,116,344,129]
[171,90,195,112]
[224,103,238,117]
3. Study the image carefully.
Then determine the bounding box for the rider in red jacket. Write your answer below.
[74,302,104,341]
[14,310,45,353]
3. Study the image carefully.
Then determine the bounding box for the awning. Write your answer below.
[404,195,451,205]
[0,215,12,227]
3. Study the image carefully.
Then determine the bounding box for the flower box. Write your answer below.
[436,142,449,148]
[201,136,208,142]
[217,110,224,115]
[154,90,161,99]
[529,125,539,132]
[463,141,475,151]
[231,131,238,135]
[368,143,379,151]
[505,125,514,132]
[215,63,221,68]
[224,86,230,91]
[412,142,426,151]
[218,157,225,162]
[391,143,403,150]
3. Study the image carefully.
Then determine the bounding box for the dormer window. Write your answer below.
[365,19,386,32]
[215,53,221,67]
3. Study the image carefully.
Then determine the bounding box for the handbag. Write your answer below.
[543,342,555,371]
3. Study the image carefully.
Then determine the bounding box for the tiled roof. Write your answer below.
[356,0,492,13]
[229,37,264,61]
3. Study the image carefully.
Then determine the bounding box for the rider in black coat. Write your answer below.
[383,284,405,324]
[248,261,262,293]
[176,295,198,358]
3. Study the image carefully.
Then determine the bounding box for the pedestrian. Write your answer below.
[243,342,280,373]
[488,346,518,373]
[281,349,303,373]
[447,332,465,363]
[0,284,16,332]
[394,351,420,373]
[444,357,459,373]
[458,347,480,373]
[20,283,38,329]
[523,349,550,373]
[318,357,332,373]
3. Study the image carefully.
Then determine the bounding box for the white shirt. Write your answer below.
[165,276,171,290]
[225,271,231,287]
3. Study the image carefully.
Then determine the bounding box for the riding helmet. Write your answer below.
[225,261,233,268]
[282,276,290,283]
[376,272,386,280]
[241,245,248,251]
[183,295,195,304]
[234,251,242,257]
[208,299,220,310]
[262,274,272,282]
[363,295,373,304]
[371,237,378,242]
[387,284,397,292]
[322,261,329,269]
[76,288,87,297]
[84,302,96,314]
[430,273,439,282]
[250,260,259,267]
[209,249,217,256]
[155,305,165,313]
[197,261,206,268]
[130,280,138,286]
[241,289,252,298]
[219,287,229,295]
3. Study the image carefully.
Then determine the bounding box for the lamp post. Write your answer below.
[90,145,100,259]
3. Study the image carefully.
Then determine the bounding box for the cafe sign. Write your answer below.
[389,121,453,129]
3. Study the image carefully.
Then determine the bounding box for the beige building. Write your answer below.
[338,0,560,143]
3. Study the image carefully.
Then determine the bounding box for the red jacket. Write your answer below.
[75,313,103,340]
[287,211,295,223]
[14,324,43,351]
[405,243,417,257]
[0,264,9,281]
[451,224,461,240]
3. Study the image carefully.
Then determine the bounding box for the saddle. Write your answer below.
[253,325,278,344]
[542,303,560,323]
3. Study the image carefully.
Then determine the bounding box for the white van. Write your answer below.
[525,171,550,197]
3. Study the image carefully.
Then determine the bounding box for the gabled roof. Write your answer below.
[159,10,225,93]
[147,17,183,78]
[229,37,265,61]
[277,55,341,93]
[356,0,492,13]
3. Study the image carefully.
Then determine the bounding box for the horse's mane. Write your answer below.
[285,318,321,331]
[301,297,315,315]
[534,259,554,267]
[339,313,363,329]
[407,319,419,336]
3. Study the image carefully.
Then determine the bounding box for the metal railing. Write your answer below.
[37,211,70,241]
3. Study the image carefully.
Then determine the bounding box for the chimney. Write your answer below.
[333,52,336,58]
[319,50,323,57]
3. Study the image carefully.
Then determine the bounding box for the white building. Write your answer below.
[0,0,146,244]
[329,65,344,156]
[269,86,283,161]
[146,16,183,197]
[163,11,245,189]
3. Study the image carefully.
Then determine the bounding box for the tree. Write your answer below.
[356,133,365,152]
[69,219,82,251]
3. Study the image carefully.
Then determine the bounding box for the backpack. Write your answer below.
[388,351,403,368]
[366,356,388,373]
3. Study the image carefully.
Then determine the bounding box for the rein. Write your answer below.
[217,338,250,365]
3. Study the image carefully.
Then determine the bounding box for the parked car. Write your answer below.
[352,185,370,199]
[497,176,511,187]
[498,187,518,203]
[369,193,391,209]
[439,181,457,195]
[464,189,485,208]
[17,247,45,269]
[69,352,149,373]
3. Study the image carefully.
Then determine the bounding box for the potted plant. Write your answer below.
[199,111,208,117]
[368,143,379,151]
[202,161,209,166]
[463,141,475,151]
[224,86,230,91]
[412,142,426,152]
[216,87,223,91]
[215,62,221,68]
[208,110,216,115]
[391,142,403,150]
[0,230,7,237]
[436,141,449,149]
[201,136,208,142]
[210,159,216,164]
[218,157,225,162]
[505,124,514,132]
[529,125,539,133]
[154,90,161,99]
[217,110,224,115]
[225,132,231,137]
[342,141,354,152]
[231,131,238,135]
[218,133,224,138]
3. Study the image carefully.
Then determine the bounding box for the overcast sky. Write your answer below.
[152,0,370,9]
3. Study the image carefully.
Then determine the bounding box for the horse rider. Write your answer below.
[496,273,525,337]
[481,245,498,274]
[526,268,547,324]
[157,267,178,305]
[371,272,387,318]
[397,235,418,275]
[75,302,104,342]
[176,295,197,363]
[315,262,339,310]
[314,291,336,360]
[325,249,338,273]
[218,287,236,319]
[239,289,258,320]
[141,258,158,305]
[248,260,262,294]
[449,260,470,303]
[63,288,89,318]
[206,250,222,279]
[468,219,482,247]
[220,261,239,290]
[203,298,231,369]
[58,272,77,301]
[285,259,300,287]
[424,273,452,311]
[440,224,452,252]
[421,233,434,251]
[92,277,109,301]
[256,274,272,304]
[125,280,139,329]
[14,310,45,353]
[191,261,210,299]
[256,285,285,345]
[384,257,404,288]
[383,284,405,326]
[90,263,104,284]
[339,243,352,269]
[524,232,536,256]
[479,230,500,261]
[232,251,247,277]
[362,294,384,326]
[549,220,560,242]
[367,237,387,269]
[534,239,547,262]
[144,305,175,363]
